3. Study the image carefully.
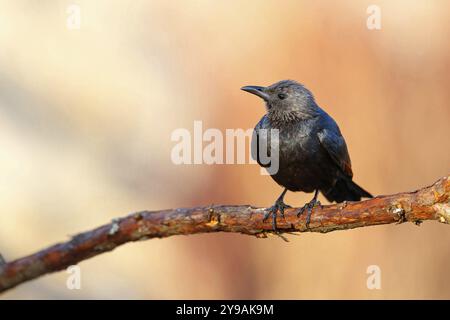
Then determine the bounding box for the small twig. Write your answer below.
[0,175,448,294]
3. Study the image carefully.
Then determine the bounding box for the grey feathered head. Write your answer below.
[241,80,319,123]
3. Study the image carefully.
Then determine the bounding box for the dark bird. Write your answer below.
[241,80,372,230]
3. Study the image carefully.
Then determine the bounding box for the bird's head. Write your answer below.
[241,80,319,123]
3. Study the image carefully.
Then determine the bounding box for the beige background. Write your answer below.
[0,0,449,299]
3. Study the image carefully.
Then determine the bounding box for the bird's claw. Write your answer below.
[263,201,291,231]
[278,202,291,219]
[297,200,321,228]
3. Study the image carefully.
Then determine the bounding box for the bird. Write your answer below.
[241,80,372,230]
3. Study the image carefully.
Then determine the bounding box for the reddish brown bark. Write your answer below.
[0,175,449,293]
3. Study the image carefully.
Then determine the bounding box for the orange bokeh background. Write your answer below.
[0,0,449,299]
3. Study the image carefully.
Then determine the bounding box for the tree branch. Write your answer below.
[1,175,449,293]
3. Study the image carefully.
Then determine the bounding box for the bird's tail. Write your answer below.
[323,177,373,203]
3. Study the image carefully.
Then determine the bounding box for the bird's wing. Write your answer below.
[317,128,353,178]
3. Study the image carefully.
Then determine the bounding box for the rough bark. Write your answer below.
[0,175,449,293]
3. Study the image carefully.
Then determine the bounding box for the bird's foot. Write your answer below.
[264,201,291,231]
[297,199,321,228]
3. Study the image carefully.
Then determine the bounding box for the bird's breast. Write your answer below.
[255,120,335,192]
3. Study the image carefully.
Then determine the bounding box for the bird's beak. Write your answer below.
[241,85,269,101]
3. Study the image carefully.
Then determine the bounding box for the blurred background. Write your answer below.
[0,0,449,299]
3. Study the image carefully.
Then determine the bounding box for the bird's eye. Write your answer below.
[278,93,287,100]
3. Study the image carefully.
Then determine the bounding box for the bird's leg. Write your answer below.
[264,188,291,231]
[297,189,321,228]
